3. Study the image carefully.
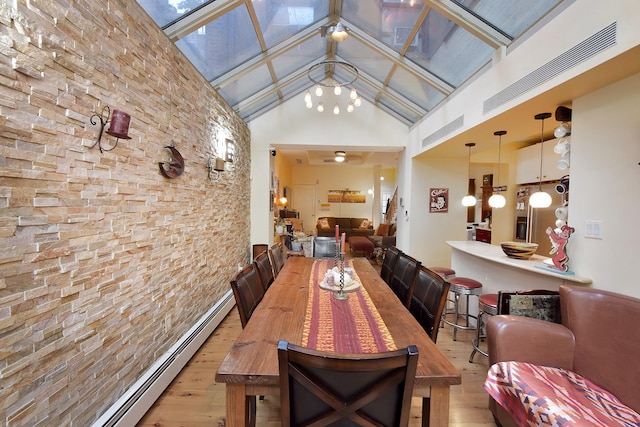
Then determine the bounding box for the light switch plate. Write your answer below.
[584,220,603,239]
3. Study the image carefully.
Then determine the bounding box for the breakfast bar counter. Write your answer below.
[446,241,591,300]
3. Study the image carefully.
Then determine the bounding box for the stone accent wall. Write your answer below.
[0,1,250,425]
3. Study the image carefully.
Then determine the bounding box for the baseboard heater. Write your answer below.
[92,290,235,427]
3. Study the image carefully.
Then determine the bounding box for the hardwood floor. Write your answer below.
[138,256,497,426]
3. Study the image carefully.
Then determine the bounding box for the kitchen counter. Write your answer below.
[445,241,591,319]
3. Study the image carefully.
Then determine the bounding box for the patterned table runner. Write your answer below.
[302,258,396,353]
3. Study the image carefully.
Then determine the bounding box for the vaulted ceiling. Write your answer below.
[136,0,565,127]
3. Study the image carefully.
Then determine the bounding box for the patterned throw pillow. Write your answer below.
[375,224,390,236]
[359,219,370,229]
[317,217,330,229]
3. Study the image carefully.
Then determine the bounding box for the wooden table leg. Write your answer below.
[226,384,247,427]
[424,385,450,427]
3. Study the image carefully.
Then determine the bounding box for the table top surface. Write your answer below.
[215,257,461,388]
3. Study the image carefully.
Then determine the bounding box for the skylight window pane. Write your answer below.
[136,0,211,27]
[218,65,274,107]
[387,67,444,111]
[253,0,329,48]
[405,10,493,87]
[338,39,392,83]
[271,35,326,79]
[342,0,424,50]
[451,0,562,39]
[175,4,261,81]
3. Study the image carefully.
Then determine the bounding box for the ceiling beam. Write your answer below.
[164,0,246,42]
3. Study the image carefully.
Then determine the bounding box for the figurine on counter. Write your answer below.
[546,224,575,272]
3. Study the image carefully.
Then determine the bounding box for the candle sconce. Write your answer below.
[89,106,131,153]
[206,157,225,180]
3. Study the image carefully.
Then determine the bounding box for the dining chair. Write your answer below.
[312,236,336,258]
[229,264,266,427]
[389,252,421,308]
[268,242,285,278]
[380,246,402,285]
[277,340,418,427]
[408,266,451,344]
[254,250,274,290]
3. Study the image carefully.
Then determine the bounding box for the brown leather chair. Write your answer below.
[389,252,421,308]
[408,266,450,343]
[253,250,274,290]
[277,340,418,427]
[268,242,285,278]
[380,246,401,285]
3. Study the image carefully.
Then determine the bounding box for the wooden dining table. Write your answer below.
[215,257,461,427]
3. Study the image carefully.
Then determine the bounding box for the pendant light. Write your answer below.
[529,113,553,208]
[461,143,477,207]
[488,130,507,208]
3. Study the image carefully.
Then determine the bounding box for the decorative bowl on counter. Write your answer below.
[500,241,539,260]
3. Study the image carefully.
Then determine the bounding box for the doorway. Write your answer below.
[292,184,316,235]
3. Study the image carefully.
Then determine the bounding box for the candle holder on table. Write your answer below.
[334,252,348,300]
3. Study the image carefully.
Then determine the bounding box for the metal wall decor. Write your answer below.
[89,106,132,152]
[159,145,185,178]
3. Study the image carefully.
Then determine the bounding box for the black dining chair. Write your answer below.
[277,340,418,427]
[254,250,274,291]
[389,252,421,308]
[268,242,285,278]
[380,246,402,285]
[408,266,451,344]
[312,236,336,258]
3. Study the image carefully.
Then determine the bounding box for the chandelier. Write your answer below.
[304,60,362,114]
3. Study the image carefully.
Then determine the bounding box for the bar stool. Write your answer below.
[469,293,498,363]
[442,277,482,341]
[428,266,455,279]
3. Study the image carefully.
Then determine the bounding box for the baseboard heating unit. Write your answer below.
[92,290,235,427]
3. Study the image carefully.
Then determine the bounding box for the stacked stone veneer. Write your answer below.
[0,1,251,425]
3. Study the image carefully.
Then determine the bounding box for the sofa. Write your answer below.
[316,217,374,239]
[484,285,640,427]
[367,223,397,249]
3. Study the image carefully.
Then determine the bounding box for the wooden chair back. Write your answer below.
[380,246,402,285]
[408,266,451,343]
[277,340,418,427]
[269,242,285,278]
[230,264,265,328]
[254,250,274,290]
[389,252,421,308]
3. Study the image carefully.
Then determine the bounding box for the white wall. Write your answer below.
[249,90,408,245]
[570,73,640,297]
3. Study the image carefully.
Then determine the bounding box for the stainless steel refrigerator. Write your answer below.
[514,184,565,256]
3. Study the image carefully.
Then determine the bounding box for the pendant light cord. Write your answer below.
[538,118,545,192]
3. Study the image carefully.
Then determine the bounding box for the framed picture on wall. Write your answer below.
[429,188,449,213]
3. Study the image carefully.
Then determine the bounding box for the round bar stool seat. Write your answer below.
[469,293,498,363]
[429,266,455,279]
[442,277,483,341]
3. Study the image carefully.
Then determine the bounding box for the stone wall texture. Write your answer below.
[0,1,251,425]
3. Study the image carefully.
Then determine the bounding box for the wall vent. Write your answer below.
[484,22,617,113]
[422,115,464,148]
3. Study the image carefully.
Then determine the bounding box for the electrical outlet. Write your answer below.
[584,220,603,239]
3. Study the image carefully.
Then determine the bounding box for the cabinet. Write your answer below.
[516,138,569,184]
[475,228,491,244]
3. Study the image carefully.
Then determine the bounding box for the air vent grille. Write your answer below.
[422,115,464,148]
[484,22,617,113]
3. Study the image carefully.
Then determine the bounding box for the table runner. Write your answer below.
[302,258,396,353]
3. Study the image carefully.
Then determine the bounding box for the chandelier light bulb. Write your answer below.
[354,97,361,107]
[347,102,354,113]
[304,91,311,103]
[488,193,506,208]
[334,85,342,95]
[350,88,357,100]
[333,104,340,115]
[315,85,323,97]
[317,102,324,112]
[305,101,312,109]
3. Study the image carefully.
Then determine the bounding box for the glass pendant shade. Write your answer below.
[462,194,477,207]
[334,85,342,95]
[315,85,323,96]
[333,104,340,115]
[530,191,552,208]
[488,193,506,208]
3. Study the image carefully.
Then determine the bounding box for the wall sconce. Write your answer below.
[206,157,225,180]
[90,106,131,153]
[225,139,235,163]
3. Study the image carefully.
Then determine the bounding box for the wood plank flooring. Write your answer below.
[138,257,497,426]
